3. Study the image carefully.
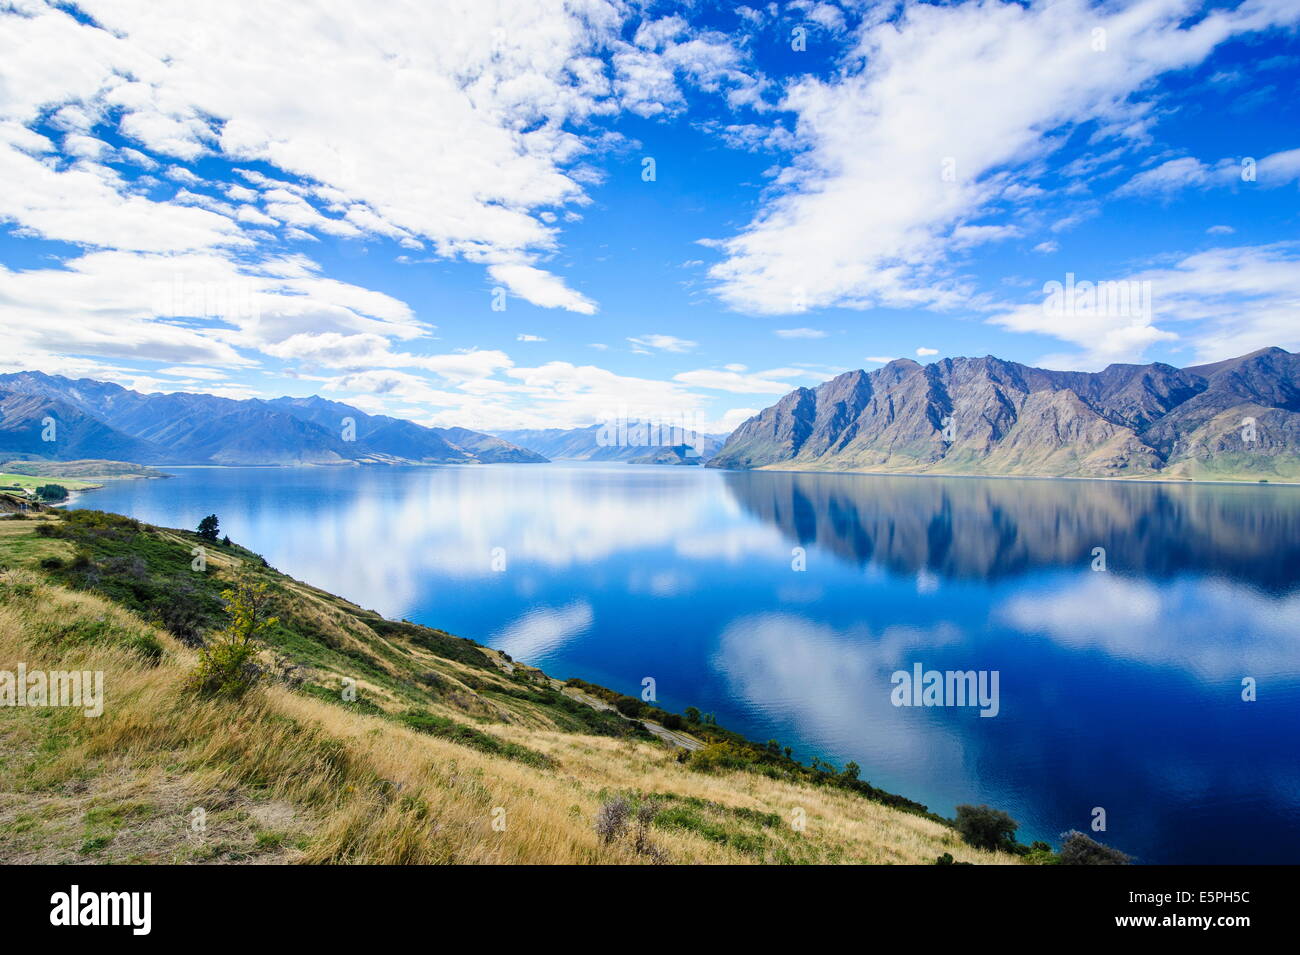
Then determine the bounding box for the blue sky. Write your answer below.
[0,0,1298,433]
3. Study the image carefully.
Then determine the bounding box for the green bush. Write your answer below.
[954,804,1019,852]
[183,570,275,699]
[185,639,261,698]
[613,696,645,718]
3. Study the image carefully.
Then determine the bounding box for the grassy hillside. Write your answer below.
[0,459,167,480]
[0,508,1026,865]
[0,472,100,492]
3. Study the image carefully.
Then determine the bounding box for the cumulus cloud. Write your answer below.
[989,242,1300,367]
[705,0,1300,315]
[673,366,801,394]
[0,0,634,312]
[1115,148,1300,197]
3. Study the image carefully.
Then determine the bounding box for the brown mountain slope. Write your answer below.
[709,348,1300,481]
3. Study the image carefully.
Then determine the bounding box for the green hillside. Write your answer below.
[0,506,1043,865]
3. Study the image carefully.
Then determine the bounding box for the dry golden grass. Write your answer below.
[0,567,1018,865]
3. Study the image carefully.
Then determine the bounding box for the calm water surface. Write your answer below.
[74,463,1300,863]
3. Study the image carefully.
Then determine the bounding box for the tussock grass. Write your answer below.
[0,525,1021,865]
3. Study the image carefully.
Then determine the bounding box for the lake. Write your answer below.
[73,463,1300,863]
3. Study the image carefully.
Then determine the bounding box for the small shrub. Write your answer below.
[184,639,261,698]
[613,696,644,718]
[154,582,210,647]
[183,570,275,699]
[1058,831,1132,865]
[38,556,64,570]
[595,796,631,844]
[954,804,1019,852]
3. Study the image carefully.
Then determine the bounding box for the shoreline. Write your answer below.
[708,462,1300,487]
[73,458,1300,488]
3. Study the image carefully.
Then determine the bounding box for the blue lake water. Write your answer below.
[73,463,1300,863]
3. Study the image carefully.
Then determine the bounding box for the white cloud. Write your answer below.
[705,0,1300,314]
[613,15,764,118]
[0,248,424,370]
[0,0,632,312]
[673,366,799,394]
[1115,148,1300,197]
[915,347,938,356]
[1115,155,1216,196]
[627,334,697,353]
[775,327,826,339]
[989,242,1300,367]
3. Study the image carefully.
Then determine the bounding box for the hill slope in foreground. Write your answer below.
[0,501,1017,865]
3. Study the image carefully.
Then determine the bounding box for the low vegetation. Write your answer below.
[0,507,1094,864]
[0,459,167,480]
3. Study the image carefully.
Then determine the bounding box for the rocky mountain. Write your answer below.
[0,372,546,466]
[708,347,1300,481]
[495,423,726,463]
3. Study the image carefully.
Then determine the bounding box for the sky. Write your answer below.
[0,0,1298,435]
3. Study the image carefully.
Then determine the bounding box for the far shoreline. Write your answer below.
[70,458,1300,490]
[714,462,1300,488]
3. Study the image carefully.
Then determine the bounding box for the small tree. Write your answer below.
[955,804,1019,852]
[684,706,701,723]
[196,514,220,542]
[185,569,277,698]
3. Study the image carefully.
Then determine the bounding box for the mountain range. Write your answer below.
[708,347,1300,481]
[8,347,1297,479]
[493,424,726,463]
[0,372,546,466]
